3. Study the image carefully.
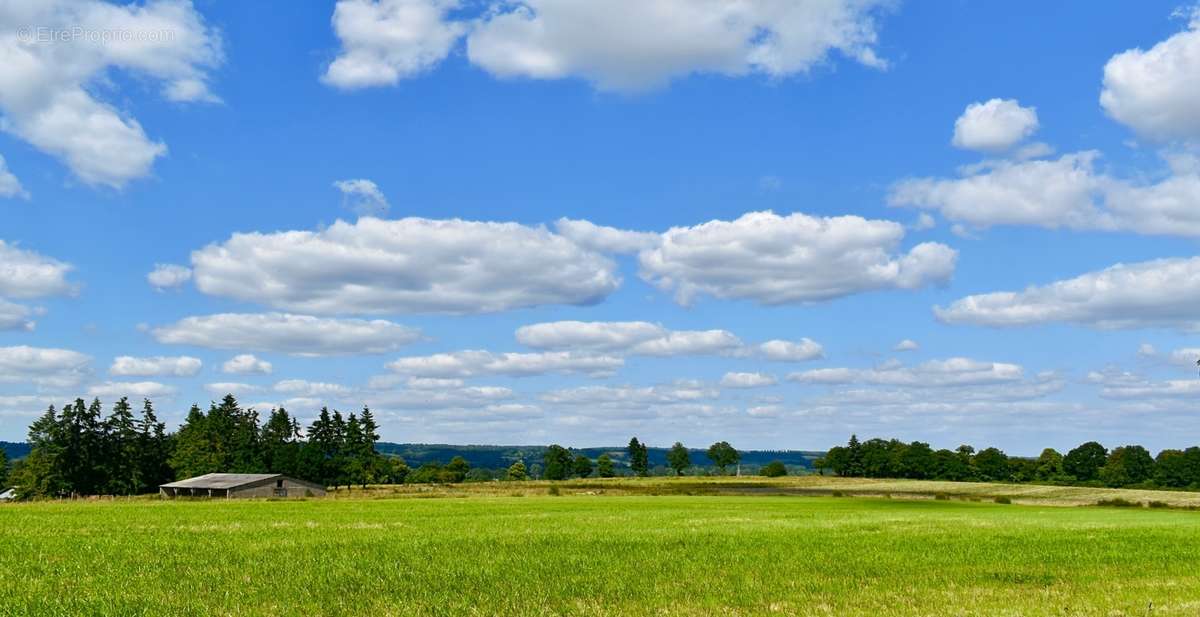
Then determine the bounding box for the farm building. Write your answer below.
[160,473,326,499]
[0,487,15,501]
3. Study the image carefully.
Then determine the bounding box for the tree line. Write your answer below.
[8,395,397,498]
[816,435,1200,489]
[533,438,747,480]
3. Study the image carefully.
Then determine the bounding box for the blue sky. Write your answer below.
[3,0,1200,453]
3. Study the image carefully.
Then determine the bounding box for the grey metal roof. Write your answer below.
[161,473,282,490]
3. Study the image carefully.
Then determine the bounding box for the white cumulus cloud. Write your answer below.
[789,357,1023,388]
[720,372,777,388]
[322,0,466,89]
[952,98,1039,152]
[0,345,91,388]
[386,350,623,378]
[0,155,28,199]
[553,218,659,253]
[1101,8,1200,142]
[147,264,192,290]
[639,211,957,306]
[87,381,177,399]
[0,0,223,187]
[152,312,422,356]
[190,216,620,315]
[222,354,273,375]
[466,0,892,92]
[109,355,201,377]
[757,339,824,362]
[934,257,1200,331]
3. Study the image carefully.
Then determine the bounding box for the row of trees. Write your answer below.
[817,435,1200,489]
[8,395,392,498]
[535,438,746,480]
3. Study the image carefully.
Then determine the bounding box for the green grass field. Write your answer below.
[3,483,1200,616]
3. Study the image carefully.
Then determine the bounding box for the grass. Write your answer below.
[2,480,1200,615]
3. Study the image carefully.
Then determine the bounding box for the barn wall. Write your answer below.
[229,479,326,498]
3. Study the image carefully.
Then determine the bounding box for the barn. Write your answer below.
[160,473,326,499]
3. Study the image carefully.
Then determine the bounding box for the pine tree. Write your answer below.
[169,404,219,479]
[136,399,172,491]
[102,397,140,495]
[627,437,649,477]
[262,407,300,476]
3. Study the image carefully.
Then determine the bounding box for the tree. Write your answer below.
[136,399,172,491]
[706,441,740,475]
[261,407,300,477]
[573,454,594,478]
[1064,441,1107,482]
[1099,445,1155,487]
[897,441,935,479]
[1155,449,1191,488]
[543,445,573,480]
[760,460,787,477]
[666,442,690,476]
[444,456,470,483]
[627,438,649,477]
[102,397,140,495]
[596,454,615,478]
[506,460,527,481]
[973,447,1010,482]
[0,448,8,488]
[1034,448,1065,481]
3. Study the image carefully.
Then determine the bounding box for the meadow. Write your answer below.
[2,478,1200,616]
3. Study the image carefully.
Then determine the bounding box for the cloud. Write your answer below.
[322,0,466,89]
[0,299,36,332]
[190,216,620,314]
[553,218,659,253]
[466,0,891,92]
[890,151,1200,236]
[273,379,353,398]
[147,264,192,290]
[364,384,516,410]
[386,350,623,378]
[639,211,957,306]
[515,320,665,351]
[1168,347,1200,367]
[0,0,222,187]
[951,98,1039,152]
[0,155,28,199]
[1100,8,1200,142]
[109,355,201,377]
[0,240,75,299]
[87,381,177,399]
[514,320,748,357]
[720,372,777,388]
[789,357,1023,388]
[893,339,919,352]
[627,330,743,357]
[204,382,261,396]
[0,345,91,388]
[333,178,389,215]
[1088,367,1200,400]
[222,354,272,375]
[152,312,421,355]
[935,257,1200,331]
[540,382,719,406]
[757,339,824,362]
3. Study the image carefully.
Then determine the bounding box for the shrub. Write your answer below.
[934,492,951,501]
[1095,498,1139,508]
[831,491,845,497]
[1147,501,1170,509]
[547,485,561,496]
[994,496,1012,504]
[760,461,787,477]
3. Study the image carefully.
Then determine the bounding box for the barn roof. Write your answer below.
[161,473,282,490]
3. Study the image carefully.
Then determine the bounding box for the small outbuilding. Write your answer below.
[160,473,326,499]
[0,487,15,501]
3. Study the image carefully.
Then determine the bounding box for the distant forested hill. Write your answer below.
[1,441,31,460]
[376,443,823,471]
[1,439,821,471]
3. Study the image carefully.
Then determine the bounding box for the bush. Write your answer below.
[547,485,561,496]
[1148,500,1170,509]
[934,492,951,501]
[1096,498,1139,508]
[760,460,787,477]
[993,496,1012,504]
[831,491,845,497]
